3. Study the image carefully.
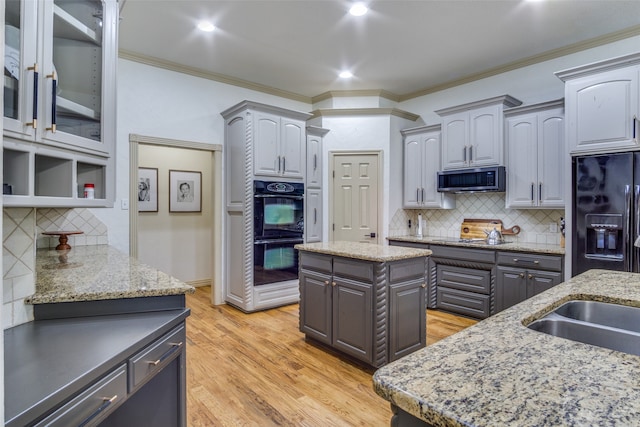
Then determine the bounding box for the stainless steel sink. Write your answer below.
[553,300,640,333]
[527,300,640,356]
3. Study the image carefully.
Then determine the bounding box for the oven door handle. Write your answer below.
[254,238,304,245]
[254,194,304,200]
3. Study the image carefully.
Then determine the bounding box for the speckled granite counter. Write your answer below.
[27,245,195,304]
[295,241,432,262]
[373,269,640,426]
[388,235,565,255]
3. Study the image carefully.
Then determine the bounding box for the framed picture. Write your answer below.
[169,170,202,212]
[138,167,158,212]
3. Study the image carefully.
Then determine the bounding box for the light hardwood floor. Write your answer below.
[185,287,477,426]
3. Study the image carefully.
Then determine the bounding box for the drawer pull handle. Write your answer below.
[513,258,540,265]
[77,395,118,427]
[148,341,184,366]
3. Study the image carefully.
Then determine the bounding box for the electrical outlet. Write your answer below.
[549,222,558,233]
[121,199,129,210]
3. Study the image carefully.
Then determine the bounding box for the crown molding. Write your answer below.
[312,90,401,104]
[118,50,312,104]
[120,25,640,105]
[399,25,640,101]
[310,108,420,122]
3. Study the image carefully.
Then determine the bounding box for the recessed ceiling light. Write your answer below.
[339,71,353,79]
[349,3,368,16]
[197,21,216,32]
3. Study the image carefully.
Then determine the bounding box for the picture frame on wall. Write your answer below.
[138,167,158,212]
[169,170,202,213]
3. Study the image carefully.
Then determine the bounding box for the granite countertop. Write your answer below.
[295,241,432,262]
[388,235,565,255]
[27,245,195,304]
[373,269,640,426]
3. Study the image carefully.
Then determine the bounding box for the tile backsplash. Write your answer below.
[3,208,108,329]
[389,193,564,245]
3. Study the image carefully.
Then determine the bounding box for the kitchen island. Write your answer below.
[296,241,431,367]
[6,245,195,427]
[373,269,640,426]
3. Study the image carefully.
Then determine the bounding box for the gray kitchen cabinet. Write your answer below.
[305,188,323,243]
[221,101,312,312]
[305,125,329,243]
[3,0,118,208]
[496,252,564,312]
[505,99,565,209]
[254,110,306,179]
[389,239,565,320]
[5,308,189,427]
[299,251,426,367]
[431,245,495,319]
[556,52,640,155]
[436,95,522,170]
[401,124,455,209]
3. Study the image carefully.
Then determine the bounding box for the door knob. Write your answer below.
[364,232,376,238]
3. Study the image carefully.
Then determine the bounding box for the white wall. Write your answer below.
[93,59,311,254]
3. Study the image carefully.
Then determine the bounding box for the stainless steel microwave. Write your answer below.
[437,166,506,193]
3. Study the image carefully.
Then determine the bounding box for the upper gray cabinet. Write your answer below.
[253,111,306,179]
[401,124,454,209]
[3,0,118,207]
[556,53,640,155]
[505,100,565,209]
[305,126,329,243]
[4,0,117,156]
[436,95,522,170]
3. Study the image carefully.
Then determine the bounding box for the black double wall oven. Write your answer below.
[253,180,304,286]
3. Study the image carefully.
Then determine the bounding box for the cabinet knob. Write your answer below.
[332,281,336,287]
[324,280,329,286]
[421,283,426,288]
[528,274,534,280]
[519,273,525,278]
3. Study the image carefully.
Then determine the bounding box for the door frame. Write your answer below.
[129,134,224,304]
[328,150,383,243]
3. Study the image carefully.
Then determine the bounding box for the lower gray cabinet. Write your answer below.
[299,251,426,367]
[34,365,127,427]
[496,252,563,312]
[431,245,495,319]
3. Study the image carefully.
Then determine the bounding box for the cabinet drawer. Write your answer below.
[437,287,491,319]
[496,252,563,272]
[129,325,185,391]
[333,257,374,282]
[430,245,495,264]
[300,252,332,274]
[389,258,427,284]
[35,365,127,427]
[437,265,491,294]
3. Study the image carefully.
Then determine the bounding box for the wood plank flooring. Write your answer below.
[185,287,477,426]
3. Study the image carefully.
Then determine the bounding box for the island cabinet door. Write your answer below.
[299,270,332,345]
[388,279,426,362]
[332,277,374,364]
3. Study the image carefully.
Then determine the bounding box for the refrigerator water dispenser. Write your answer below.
[585,214,623,260]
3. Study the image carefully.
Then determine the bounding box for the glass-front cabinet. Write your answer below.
[3,0,117,207]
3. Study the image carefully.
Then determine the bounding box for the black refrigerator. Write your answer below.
[573,152,640,275]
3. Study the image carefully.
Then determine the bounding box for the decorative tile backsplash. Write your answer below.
[36,208,109,249]
[389,193,564,245]
[3,208,108,329]
[3,208,36,329]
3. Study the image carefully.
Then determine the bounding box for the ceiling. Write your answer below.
[118,0,640,101]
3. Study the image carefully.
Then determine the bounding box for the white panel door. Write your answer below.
[331,153,379,244]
